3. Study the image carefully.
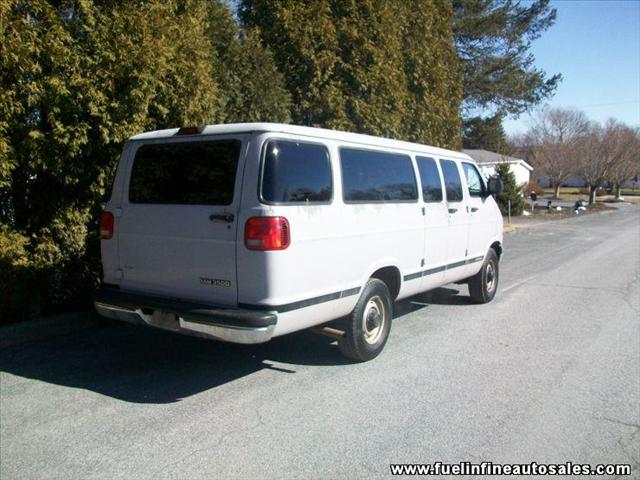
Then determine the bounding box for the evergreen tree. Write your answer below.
[452,0,561,116]
[400,0,463,148]
[206,2,291,123]
[332,1,409,139]
[0,0,292,321]
[217,29,292,123]
[494,162,524,216]
[239,0,462,149]
[239,0,349,129]
[462,114,508,153]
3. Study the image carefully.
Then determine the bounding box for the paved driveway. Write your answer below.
[1,206,638,479]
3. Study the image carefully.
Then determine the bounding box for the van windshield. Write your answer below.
[128,140,241,205]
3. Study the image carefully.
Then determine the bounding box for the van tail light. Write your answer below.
[100,211,114,240]
[244,216,290,251]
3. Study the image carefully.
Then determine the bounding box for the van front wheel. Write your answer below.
[468,249,499,303]
[338,279,392,362]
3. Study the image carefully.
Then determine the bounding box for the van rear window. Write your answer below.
[129,140,241,205]
[261,140,332,203]
[340,148,418,203]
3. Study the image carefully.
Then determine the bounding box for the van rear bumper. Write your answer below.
[94,287,276,344]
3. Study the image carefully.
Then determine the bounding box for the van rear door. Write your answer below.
[117,135,247,306]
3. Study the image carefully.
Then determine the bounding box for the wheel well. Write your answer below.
[491,241,502,260]
[370,266,401,300]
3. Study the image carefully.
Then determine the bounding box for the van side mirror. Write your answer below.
[486,177,503,196]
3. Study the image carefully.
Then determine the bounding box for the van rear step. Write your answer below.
[94,286,276,344]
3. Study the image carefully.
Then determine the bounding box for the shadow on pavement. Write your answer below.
[395,286,473,317]
[0,287,469,404]
[415,286,475,306]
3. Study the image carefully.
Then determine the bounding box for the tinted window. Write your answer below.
[462,162,485,197]
[261,140,332,203]
[340,148,418,202]
[416,156,443,202]
[440,159,464,202]
[129,140,241,205]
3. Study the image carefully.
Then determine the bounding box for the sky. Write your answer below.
[502,0,640,136]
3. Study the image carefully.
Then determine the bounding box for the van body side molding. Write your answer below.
[240,286,361,313]
[403,256,484,282]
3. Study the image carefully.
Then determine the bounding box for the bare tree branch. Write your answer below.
[526,108,589,198]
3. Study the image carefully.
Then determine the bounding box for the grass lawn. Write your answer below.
[542,187,640,203]
[506,200,619,225]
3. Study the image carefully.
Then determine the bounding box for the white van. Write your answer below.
[95,123,503,361]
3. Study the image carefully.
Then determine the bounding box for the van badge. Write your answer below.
[200,277,231,288]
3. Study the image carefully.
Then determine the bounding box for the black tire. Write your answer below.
[338,278,392,362]
[468,249,499,304]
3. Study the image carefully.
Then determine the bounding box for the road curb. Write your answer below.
[0,311,101,349]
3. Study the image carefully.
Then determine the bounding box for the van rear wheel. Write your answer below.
[338,279,392,362]
[468,249,499,303]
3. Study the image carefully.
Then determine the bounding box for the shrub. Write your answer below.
[0,226,32,321]
[1,1,289,323]
[522,179,544,198]
[495,163,525,216]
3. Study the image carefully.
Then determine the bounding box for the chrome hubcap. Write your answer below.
[363,296,385,344]
[486,261,496,292]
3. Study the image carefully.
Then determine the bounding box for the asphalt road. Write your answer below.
[1,205,639,479]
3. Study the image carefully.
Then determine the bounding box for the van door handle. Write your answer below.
[448,208,458,214]
[209,213,235,223]
[470,207,479,213]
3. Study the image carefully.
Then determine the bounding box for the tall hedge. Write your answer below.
[0,0,290,322]
[1,0,464,323]
[239,0,462,149]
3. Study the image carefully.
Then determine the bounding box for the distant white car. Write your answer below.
[95,123,504,361]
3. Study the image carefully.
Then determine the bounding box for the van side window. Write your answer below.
[462,162,485,197]
[261,140,332,203]
[129,140,241,205]
[340,148,418,203]
[416,156,443,202]
[439,159,464,202]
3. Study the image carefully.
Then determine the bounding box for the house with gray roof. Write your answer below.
[463,149,533,186]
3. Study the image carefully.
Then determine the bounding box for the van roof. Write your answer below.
[129,123,471,160]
